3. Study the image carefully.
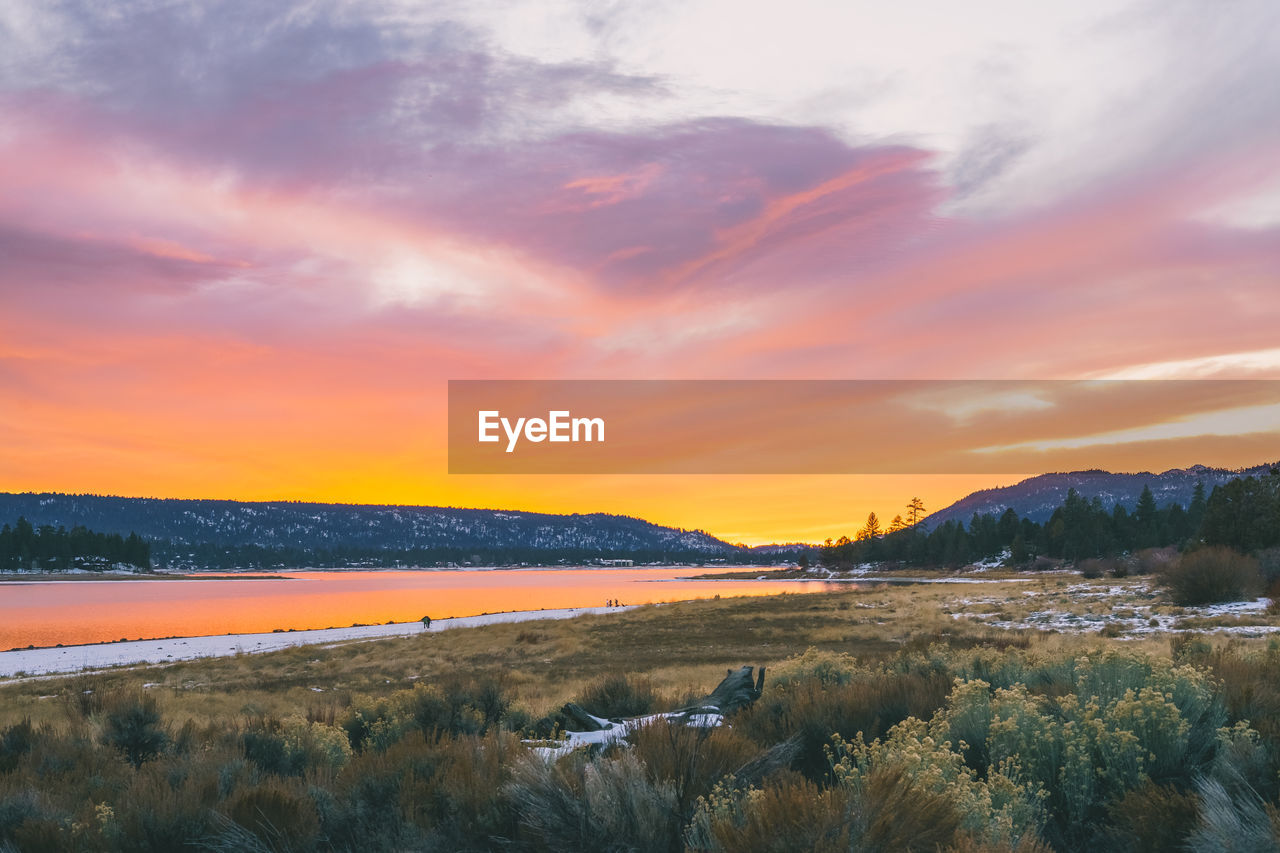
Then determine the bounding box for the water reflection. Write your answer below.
[0,568,840,649]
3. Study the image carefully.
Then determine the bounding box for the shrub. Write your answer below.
[342,678,519,752]
[1079,558,1116,579]
[317,751,407,849]
[102,692,168,768]
[1134,547,1178,576]
[0,722,35,774]
[735,664,952,779]
[318,729,520,850]
[1186,777,1280,853]
[1202,646,1280,795]
[243,716,352,777]
[0,790,54,850]
[222,781,320,852]
[1257,546,1280,586]
[687,774,852,853]
[1103,780,1199,853]
[575,673,658,719]
[767,648,861,688]
[810,650,1226,851]
[1159,546,1263,605]
[629,719,759,831]
[849,762,966,851]
[113,764,219,853]
[507,751,678,853]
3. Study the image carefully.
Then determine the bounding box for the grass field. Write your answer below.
[3,574,1280,852]
[3,573,1273,730]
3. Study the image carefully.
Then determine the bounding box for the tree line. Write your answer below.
[0,517,151,571]
[821,468,1280,568]
[149,542,771,571]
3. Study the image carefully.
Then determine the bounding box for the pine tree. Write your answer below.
[1135,485,1159,549]
[906,497,926,528]
[1010,532,1029,566]
[1188,481,1207,533]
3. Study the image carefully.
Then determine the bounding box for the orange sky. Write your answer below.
[2,3,1279,544]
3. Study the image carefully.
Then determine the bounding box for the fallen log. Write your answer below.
[559,702,606,732]
[529,665,767,758]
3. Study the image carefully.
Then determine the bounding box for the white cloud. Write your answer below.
[971,400,1280,453]
[1095,347,1280,380]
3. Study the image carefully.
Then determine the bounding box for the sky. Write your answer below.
[2,1,1279,544]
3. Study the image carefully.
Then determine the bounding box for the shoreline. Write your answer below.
[0,564,784,583]
[0,571,291,583]
[0,604,635,679]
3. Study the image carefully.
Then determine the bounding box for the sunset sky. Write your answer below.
[2,1,1279,544]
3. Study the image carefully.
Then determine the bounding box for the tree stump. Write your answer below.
[678,665,766,716]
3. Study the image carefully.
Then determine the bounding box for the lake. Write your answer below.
[0,567,840,649]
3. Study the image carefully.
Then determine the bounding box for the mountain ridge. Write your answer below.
[924,461,1280,529]
[0,492,740,569]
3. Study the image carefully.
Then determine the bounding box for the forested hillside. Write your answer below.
[824,468,1280,570]
[0,494,740,569]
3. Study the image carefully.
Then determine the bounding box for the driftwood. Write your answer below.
[682,665,766,715]
[556,665,767,734]
[732,733,802,786]
[559,702,606,732]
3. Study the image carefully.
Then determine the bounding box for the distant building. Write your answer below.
[595,558,634,567]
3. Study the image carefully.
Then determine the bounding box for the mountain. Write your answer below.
[925,462,1280,529]
[0,493,740,569]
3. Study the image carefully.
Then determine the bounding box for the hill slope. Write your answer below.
[926,462,1279,528]
[0,493,739,568]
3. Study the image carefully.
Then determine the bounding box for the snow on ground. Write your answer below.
[0,606,634,679]
[1197,598,1272,616]
[529,708,724,760]
[968,550,1012,570]
[0,567,167,578]
[951,586,1279,638]
[829,576,1033,585]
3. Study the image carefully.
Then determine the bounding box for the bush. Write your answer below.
[629,719,759,832]
[1159,546,1263,605]
[735,660,952,779]
[1134,547,1178,576]
[688,774,852,853]
[507,751,678,853]
[102,692,168,768]
[1079,558,1115,579]
[243,716,351,777]
[575,673,659,719]
[342,678,518,752]
[318,729,520,850]
[1256,546,1280,586]
[113,764,220,853]
[0,721,35,774]
[0,791,53,850]
[223,781,320,852]
[1186,777,1280,853]
[1103,780,1199,853]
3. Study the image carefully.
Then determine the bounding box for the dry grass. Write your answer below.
[1,576,1276,731]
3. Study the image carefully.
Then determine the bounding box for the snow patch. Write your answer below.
[529,708,724,760]
[0,606,636,678]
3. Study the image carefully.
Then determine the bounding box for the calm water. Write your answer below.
[0,568,840,649]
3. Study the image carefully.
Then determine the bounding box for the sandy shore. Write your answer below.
[0,605,632,678]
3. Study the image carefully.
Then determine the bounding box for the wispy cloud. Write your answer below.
[1,0,1278,539]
